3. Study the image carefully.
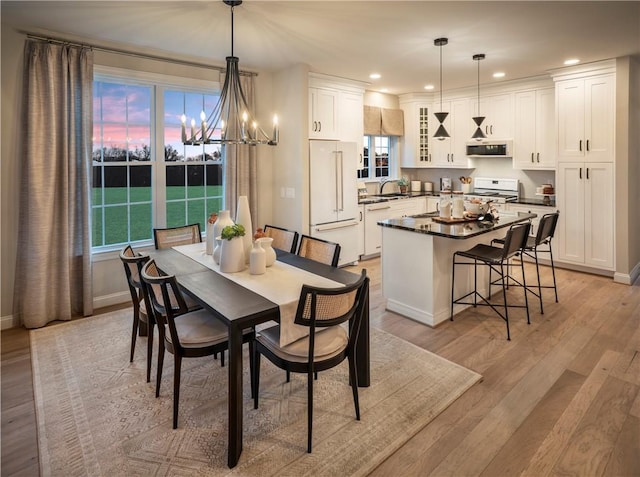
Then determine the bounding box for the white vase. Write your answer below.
[212,210,234,264]
[220,236,246,273]
[235,196,253,264]
[206,222,215,255]
[257,237,276,267]
[249,241,266,275]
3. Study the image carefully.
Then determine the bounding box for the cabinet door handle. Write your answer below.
[485,125,489,135]
[318,121,322,132]
[586,139,590,151]
[579,167,582,179]
[586,167,589,179]
[490,125,493,135]
[536,152,540,163]
[531,152,534,163]
[450,153,454,162]
[579,139,582,151]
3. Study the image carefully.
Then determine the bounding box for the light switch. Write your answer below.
[286,187,295,199]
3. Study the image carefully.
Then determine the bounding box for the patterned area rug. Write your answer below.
[31,309,481,476]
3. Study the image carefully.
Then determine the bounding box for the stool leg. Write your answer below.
[534,248,544,314]
[549,244,559,302]
[450,255,457,321]
[521,255,530,325]
[500,263,511,341]
[473,259,478,307]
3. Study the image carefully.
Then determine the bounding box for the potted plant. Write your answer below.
[219,224,246,273]
[397,177,410,194]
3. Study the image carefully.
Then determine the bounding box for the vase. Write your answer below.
[257,237,276,267]
[206,212,218,255]
[249,241,266,275]
[235,196,253,264]
[212,210,234,264]
[220,236,246,273]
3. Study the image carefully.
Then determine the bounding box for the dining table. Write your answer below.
[149,245,370,468]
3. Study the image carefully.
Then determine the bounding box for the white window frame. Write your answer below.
[359,134,400,183]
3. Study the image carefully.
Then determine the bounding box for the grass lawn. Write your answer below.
[93,186,223,247]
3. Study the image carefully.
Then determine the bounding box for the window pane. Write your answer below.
[129,203,152,242]
[166,165,186,200]
[130,165,151,202]
[92,167,103,206]
[166,201,186,228]
[103,166,128,205]
[187,199,205,229]
[187,165,205,198]
[104,206,129,245]
[92,207,104,247]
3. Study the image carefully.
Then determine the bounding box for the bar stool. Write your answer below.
[451,222,531,340]
[491,212,559,314]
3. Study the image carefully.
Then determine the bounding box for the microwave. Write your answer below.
[466,140,512,157]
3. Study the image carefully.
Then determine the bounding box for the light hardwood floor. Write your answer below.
[2,258,639,476]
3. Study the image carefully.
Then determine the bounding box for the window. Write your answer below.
[91,69,223,250]
[358,135,396,180]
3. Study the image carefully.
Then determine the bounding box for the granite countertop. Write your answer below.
[378,211,537,240]
[360,192,556,207]
[513,197,557,207]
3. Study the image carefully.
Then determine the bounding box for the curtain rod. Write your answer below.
[25,32,258,77]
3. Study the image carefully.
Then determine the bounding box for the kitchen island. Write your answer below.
[379,211,535,327]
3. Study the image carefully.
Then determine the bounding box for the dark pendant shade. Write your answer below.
[472,116,486,140]
[434,112,450,140]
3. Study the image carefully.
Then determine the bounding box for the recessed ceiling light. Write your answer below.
[493,72,505,78]
[564,58,580,65]
[379,88,389,93]
[369,73,381,79]
[424,84,434,90]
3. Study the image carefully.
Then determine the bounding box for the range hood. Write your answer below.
[466,139,512,157]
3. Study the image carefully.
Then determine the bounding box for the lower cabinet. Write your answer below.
[556,162,614,270]
[362,198,426,257]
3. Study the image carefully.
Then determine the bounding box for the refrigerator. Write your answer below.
[309,140,360,266]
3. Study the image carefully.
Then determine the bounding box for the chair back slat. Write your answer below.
[264,225,299,253]
[535,212,560,245]
[154,224,201,249]
[501,222,531,260]
[297,235,341,267]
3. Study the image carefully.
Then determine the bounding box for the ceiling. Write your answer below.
[3,1,640,94]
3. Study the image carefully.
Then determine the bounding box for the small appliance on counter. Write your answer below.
[357,181,368,200]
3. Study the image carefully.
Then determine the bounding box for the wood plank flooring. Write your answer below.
[2,259,639,476]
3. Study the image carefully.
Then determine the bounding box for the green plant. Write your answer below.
[397,177,410,187]
[221,224,246,240]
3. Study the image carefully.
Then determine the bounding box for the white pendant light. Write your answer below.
[471,53,486,141]
[433,38,449,141]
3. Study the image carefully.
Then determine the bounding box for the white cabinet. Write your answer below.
[363,202,393,256]
[309,86,339,139]
[513,88,556,170]
[357,205,365,256]
[339,90,365,168]
[400,102,432,167]
[556,74,614,162]
[391,197,426,218]
[426,197,439,213]
[556,162,614,270]
[470,92,513,138]
[431,99,473,168]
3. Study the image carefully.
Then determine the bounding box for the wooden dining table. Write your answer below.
[149,247,370,468]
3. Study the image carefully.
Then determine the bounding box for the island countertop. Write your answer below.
[378,211,536,239]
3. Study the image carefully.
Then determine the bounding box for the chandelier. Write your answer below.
[181,0,278,146]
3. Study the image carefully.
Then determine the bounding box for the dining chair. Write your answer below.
[451,222,531,340]
[263,224,299,253]
[119,245,154,383]
[491,211,560,314]
[251,270,368,453]
[141,259,255,429]
[297,234,341,267]
[153,223,202,249]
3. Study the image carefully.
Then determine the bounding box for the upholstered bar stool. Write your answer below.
[491,212,560,314]
[451,222,531,340]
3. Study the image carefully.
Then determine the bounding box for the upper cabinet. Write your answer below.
[309,74,365,167]
[555,73,615,162]
[470,92,513,138]
[513,88,556,170]
[399,101,432,167]
[309,86,339,139]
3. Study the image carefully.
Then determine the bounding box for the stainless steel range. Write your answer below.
[464,177,519,212]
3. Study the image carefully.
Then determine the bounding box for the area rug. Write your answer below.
[30,309,481,476]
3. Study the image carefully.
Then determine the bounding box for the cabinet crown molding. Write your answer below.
[549,59,616,81]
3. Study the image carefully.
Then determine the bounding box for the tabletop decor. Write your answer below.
[256,236,276,267]
[249,240,266,275]
[212,209,234,264]
[220,224,246,272]
[235,195,253,263]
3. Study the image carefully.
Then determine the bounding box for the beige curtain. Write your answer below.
[14,40,94,328]
[223,73,258,230]
[363,106,404,136]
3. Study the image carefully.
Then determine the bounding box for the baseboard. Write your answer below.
[613,261,640,285]
[1,314,18,330]
[93,291,130,310]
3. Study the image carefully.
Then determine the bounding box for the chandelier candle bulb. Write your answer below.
[190,118,196,142]
[201,111,207,141]
[273,115,278,143]
[180,114,187,142]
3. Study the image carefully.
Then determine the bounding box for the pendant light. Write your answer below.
[433,38,449,141]
[471,53,486,141]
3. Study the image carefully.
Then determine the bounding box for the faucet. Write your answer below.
[379,179,398,195]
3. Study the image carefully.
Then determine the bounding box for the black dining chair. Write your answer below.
[251,270,368,453]
[119,245,154,383]
[491,211,560,314]
[141,259,255,429]
[451,222,531,340]
[263,224,299,253]
[296,234,341,267]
